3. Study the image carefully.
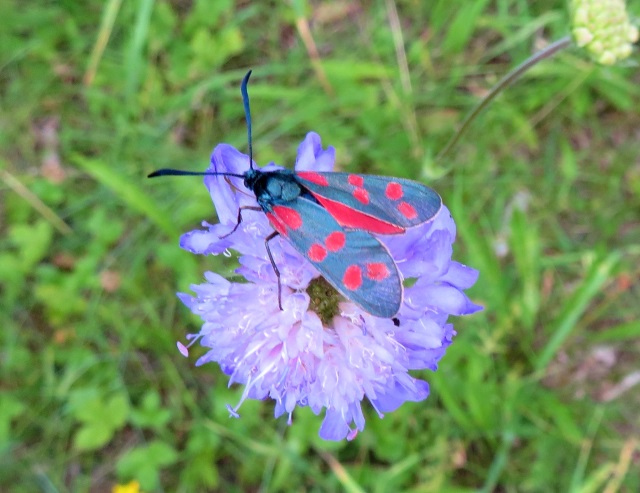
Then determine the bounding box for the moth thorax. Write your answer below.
[266,177,301,201]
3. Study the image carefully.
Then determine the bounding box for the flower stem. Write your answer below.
[436,35,573,162]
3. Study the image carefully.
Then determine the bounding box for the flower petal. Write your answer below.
[295,132,335,171]
[441,261,479,289]
[205,144,260,225]
[319,408,351,441]
[370,378,429,413]
[179,226,230,255]
[409,281,482,316]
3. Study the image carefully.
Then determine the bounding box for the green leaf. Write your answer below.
[117,441,179,491]
[131,391,172,429]
[74,423,112,450]
[70,391,129,450]
[9,219,53,272]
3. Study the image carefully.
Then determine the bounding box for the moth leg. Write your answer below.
[219,206,262,239]
[264,231,283,310]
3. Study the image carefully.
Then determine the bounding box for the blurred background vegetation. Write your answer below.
[1,0,639,491]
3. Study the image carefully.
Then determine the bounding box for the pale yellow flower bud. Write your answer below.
[571,0,639,64]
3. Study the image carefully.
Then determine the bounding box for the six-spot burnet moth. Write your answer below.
[149,70,442,318]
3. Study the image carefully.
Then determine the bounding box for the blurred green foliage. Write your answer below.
[1,0,639,491]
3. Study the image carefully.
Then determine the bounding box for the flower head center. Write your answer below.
[307,276,342,325]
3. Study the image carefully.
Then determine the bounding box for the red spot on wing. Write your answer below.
[397,201,417,220]
[353,187,370,204]
[311,194,404,235]
[385,182,403,200]
[308,243,327,262]
[272,205,303,230]
[325,231,345,251]
[297,171,328,186]
[365,262,390,281]
[343,265,363,290]
[348,174,364,187]
[266,212,288,236]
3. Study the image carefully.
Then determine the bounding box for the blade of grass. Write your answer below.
[202,418,324,483]
[480,431,515,493]
[481,11,564,62]
[125,0,155,108]
[71,154,179,238]
[291,0,334,96]
[587,320,640,343]
[602,438,638,493]
[577,464,617,493]
[385,0,411,94]
[441,0,491,54]
[83,0,123,86]
[1,168,72,235]
[510,207,541,330]
[374,453,422,493]
[569,406,604,493]
[535,252,620,372]
[318,450,366,493]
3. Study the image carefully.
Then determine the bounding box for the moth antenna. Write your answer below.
[147,169,245,179]
[240,70,253,170]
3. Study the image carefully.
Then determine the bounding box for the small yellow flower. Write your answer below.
[571,0,639,64]
[112,480,143,493]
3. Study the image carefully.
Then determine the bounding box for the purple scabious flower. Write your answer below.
[177,132,482,441]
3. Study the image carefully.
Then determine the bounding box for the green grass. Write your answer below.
[2,0,639,491]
